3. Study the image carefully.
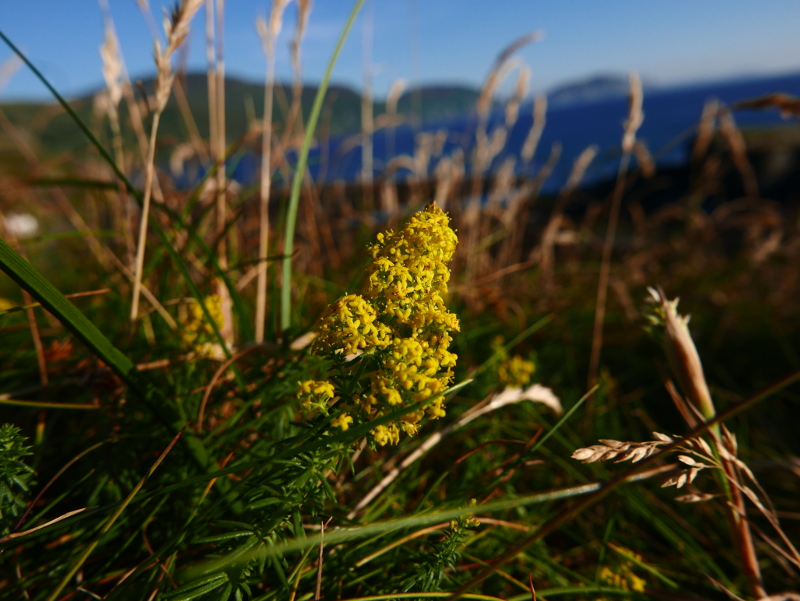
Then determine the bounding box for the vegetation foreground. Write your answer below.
[2,1,800,600]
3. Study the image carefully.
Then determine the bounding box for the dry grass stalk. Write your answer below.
[0,55,22,92]
[632,141,655,178]
[718,108,759,198]
[643,287,766,598]
[487,156,516,210]
[507,140,561,266]
[254,1,290,343]
[521,94,546,163]
[100,10,161,194]
[349,383,561,519]
[539,145,598,292]
[587,72,643,388]
[691,99,719,163]
[380,80,407,216]
[201,0,231,342]
[386,78,407,116]
[131,0,202,321]
[360,0,374,207]
[505,66,530,129]
[213,0,234,344]
[464,34,540,284]
[433,149,464,211]
[99,22,136,265]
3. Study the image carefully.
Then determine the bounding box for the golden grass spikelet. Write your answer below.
[521,94,546,163]
[154,0,202,113]
[573,431,724,491]
[646,286,716,421]
[100,27,123,109]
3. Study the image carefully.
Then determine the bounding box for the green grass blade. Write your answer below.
[281,0,366,332]
[0,237,140,392]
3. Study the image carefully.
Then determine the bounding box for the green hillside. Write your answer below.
[0,74,481,161]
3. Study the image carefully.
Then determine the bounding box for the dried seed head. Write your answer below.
[692,99,719,162]
[386,79,407,115]
[152,0,202,114]
[647,287,716,421]
[622,72,644,154]
[258,0,292,55]
[571,437,669,464]
[100,27,123,109]
[675,492,719,503]
[562,145,598,197]
[521,94,547,163]
[505,65,530,128]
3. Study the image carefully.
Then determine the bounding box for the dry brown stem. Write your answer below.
[131,0,202,321]
[254,1,290,343]
[587,72,643,389]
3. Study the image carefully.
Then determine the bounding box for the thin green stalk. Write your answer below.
[281,0,365,332]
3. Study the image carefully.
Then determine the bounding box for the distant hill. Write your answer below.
[0,73,483,159]
[546,74,632,106]
[395,85,481,122]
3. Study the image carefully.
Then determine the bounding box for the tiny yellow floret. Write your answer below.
[331,413,353,431]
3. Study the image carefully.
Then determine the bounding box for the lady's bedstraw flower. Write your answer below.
[303,204,459,445]
[331,413,353,431]
[179,295,226,357]
[497,355,536,388]
[297,380,335,413]
[314,294,391,355]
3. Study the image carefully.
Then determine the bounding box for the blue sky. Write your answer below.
[1,0,799,102]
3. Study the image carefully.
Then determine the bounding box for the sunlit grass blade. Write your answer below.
[179,463,677,581]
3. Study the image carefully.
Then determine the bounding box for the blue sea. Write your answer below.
[224,72,800,195]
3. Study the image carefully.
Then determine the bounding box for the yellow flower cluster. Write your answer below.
[297,380,335,412]
[497,355,536,388]
[180,295,224,348]
[598,548,647,593]
[305,204,460,444]
[297,380,354,431]
[314,294,391,355]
